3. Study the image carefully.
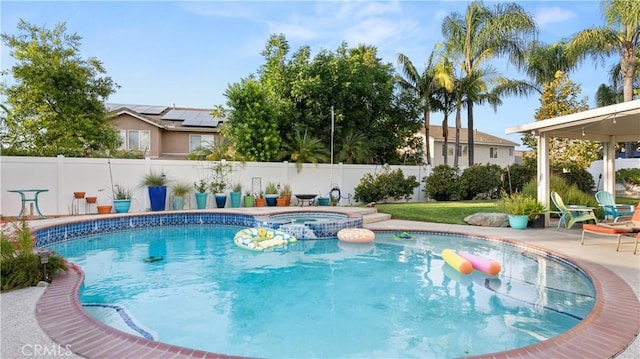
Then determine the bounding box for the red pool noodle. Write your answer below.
[458,252,501,275]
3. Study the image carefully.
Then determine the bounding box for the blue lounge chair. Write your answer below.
[595,191,635,221]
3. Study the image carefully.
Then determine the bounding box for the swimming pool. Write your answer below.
[46,223,595,358]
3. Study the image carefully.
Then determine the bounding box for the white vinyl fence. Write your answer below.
[1,156,432,217]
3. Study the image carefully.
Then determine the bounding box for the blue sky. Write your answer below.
[1,1,617,147]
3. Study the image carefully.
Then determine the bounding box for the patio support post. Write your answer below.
[603,137,616,195]
[536,132,551,227]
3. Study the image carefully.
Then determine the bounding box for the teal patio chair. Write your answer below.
[551,192,598,229]
[595,191,635,221]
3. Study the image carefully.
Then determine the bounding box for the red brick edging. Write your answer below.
[36,255,639,359]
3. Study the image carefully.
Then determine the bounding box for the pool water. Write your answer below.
[48,226,595,358]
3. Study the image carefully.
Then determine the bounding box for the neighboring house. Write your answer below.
[418,125,518,168]
[106,103,225,159]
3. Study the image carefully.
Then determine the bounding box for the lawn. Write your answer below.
[375,200,499,225]
[374,196,639,225]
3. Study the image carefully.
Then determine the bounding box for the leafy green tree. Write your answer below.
[224,78,280,161]
[524,40,578,89]
[532,71,599,170]
[442,1,537,166]
[336,129,371,164]
[1,20,120,157]
[396,46,454,165]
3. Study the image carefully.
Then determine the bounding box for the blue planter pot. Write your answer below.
[230,191,242,208]
[215,194,227,208]
[113,199,131,213]
[508,215,529,230]
[265,195,278,206]
[195,192,208,209]
[148,186,167,211]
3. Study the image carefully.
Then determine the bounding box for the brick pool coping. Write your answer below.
[34,215,640,358]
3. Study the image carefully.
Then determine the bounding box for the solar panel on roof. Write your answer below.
[105,103,168,115]
[162,109,186,121]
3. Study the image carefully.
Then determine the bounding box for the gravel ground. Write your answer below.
[1,285,83,359]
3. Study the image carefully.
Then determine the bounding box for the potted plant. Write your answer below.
[499,190,545,230]
[209,161,231,208]
[255,192,266,207]
[194,179,208,209]
[265,182,279,206]
[244,190,255,207]
[141,170,168,211]
[171,181,192,210]
[112,184,134,213]
[279,183,292,206]
[230,183,242,208]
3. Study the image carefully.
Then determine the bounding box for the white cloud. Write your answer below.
[535,6,576,27]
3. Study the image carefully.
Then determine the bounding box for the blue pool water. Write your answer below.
[48,226,595,358]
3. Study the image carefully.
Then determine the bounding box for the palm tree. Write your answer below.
[570,0,639,158]
[278,128,329,172]
[396,46,453,166]
[336,129,371,164]
[525,40,578,90]
[570,0,639,102]
[442,1,537,166]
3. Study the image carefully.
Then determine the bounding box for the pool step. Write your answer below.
[362,211,392,224]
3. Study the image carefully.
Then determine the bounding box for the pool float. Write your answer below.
[337,228,375,243]
[393,232,412,240]
[143,256,163,263]
[458,252,502,275]
[441,249,472,274]
[234,227,297,251]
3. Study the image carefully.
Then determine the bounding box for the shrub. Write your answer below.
[458,164,503,200]
[502,163,535,193]
[423,165,461,201]
[522,176,601,218]
[354,165,419,203]
[497,190,546,220]
[617,168,640,190]
[1,220,67,291]
[553,166,595,193]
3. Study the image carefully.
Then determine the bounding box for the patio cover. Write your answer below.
[505,99,640,225]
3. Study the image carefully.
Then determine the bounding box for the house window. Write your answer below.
[190,134,215,152]
[442,144,455,156]
[490,147,498,159]
[458,145,468,157]
[118,130,126,150]
[124,130,150,151]
[509,148,513,156]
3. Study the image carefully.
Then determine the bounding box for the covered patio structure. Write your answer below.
[506,99,640,226]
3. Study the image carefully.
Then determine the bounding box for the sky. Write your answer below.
[1,1,619,148]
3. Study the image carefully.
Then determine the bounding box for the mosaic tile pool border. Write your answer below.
[32,211,363,247]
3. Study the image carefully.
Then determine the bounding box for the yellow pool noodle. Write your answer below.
[441,249,473,275]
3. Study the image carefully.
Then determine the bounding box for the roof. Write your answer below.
[420,125,518,147]
[505,99,640,142]
[106,103,226,132]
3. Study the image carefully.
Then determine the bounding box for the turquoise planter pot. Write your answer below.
[508,215,529,230]
[230,191,242,208]
[172,197,185,210]
[317,197,330,206]
[113,199,131,213]
[195,192,208,209]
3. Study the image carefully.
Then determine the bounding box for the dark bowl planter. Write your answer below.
[265,194,278,206]
[214,193,227,208]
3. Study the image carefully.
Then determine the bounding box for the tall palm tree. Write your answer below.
[442,1,537,166]
[525,40,578,90]
[570,0,639,102]
[396,46,453,166]
[570,0,639,158]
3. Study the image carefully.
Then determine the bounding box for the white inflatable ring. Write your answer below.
[234,227,297,251]
[337,228,375,243]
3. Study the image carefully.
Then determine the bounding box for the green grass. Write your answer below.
[375,195,638,225]
[375,200,500,225]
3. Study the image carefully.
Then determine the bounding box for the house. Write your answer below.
[106,103,225,159]
[418,125,518,168]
